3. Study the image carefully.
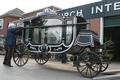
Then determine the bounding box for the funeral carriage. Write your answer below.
[13,12,111,78]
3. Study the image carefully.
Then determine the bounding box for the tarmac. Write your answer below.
[94,62,120,80]
[46,60,120,80]
[0,55,120,80]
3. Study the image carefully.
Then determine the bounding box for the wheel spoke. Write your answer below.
[86,67,89,76]
[15,57,19,62]
[89,67,92,77]
[17,58,20,65]
[80,66,87,73]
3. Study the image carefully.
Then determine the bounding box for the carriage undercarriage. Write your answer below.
[12,15,112,78]
[13,44,104,78]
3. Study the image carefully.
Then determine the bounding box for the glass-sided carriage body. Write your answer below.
[21,15,99,54]
[14,14,103,78]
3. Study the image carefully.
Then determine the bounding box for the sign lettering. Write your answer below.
[57,0,120,19]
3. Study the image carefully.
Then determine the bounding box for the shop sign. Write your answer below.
[57,0,120,19]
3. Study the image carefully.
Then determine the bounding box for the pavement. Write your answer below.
[0,55,120,80]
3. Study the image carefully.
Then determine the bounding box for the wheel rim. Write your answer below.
[77,51,102,78]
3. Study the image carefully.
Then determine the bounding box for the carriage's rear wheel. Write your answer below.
[13,43,29,67]
[77,51,102,78]
[34,53,49,65]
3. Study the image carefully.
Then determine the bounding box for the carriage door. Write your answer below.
[76,17,86,35]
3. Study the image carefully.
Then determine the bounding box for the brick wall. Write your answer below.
[0,16,19,37]
[87,18,100,36]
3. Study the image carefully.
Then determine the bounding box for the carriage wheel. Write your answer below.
[13,43,29,67]
[77,51,102,78]
[34,53,49,65]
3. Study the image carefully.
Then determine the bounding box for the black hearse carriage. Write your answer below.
[13,13,103,78]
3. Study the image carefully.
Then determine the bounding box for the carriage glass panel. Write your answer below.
[32,28,40,44]
[41,19,62,44]
[79,35,91,45]
[74,30,99,47]
[24,25,30,42]
[74,32,92,46]
[65,20,73,45]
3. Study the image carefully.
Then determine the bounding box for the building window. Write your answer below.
[0,19,3,29]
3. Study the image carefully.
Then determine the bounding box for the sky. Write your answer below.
[0,0,101,15]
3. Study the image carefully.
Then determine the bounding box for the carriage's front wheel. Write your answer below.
[34,53,49,65]
[13,43,29,67]
[77,51,102,78]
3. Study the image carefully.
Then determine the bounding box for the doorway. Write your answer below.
[104,27,120,61]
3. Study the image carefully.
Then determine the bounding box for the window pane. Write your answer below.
[24,25,30,42]
[0,19,3,29]
[45,19,62,25]
[47,27,62,44]
[40,27,62,44]
[40,18,63,44]
[79,36,91,43]
[32,28,40,44]
[65,20,73,45]
[40,29,45,44]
